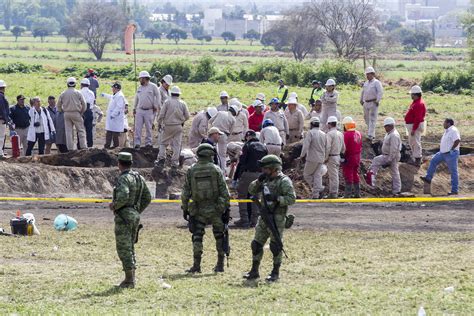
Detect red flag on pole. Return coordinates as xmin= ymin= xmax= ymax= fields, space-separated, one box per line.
xmin=124 ymin=23 xmax=137 ymax=55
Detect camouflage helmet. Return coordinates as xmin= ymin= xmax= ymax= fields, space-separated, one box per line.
xmin=196 ymin=143 xmax=216 ymax=157
xmin=258 ymin=154 xmax=282 ymax=169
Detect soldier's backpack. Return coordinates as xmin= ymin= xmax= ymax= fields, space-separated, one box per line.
xmin=190 ymin=164 xmax=218 ymax=202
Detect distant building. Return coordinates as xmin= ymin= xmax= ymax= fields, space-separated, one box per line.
xmin=214 ymin=19 xmax=260 ymax=38
xmin=201 ymin=9 xmax=223 ymax=34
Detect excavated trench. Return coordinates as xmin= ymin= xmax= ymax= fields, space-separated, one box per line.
xmin=1 ymin=141 xmax=473 ymax=199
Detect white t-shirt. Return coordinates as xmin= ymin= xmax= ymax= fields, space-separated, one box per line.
xmin=440 ymin=125 xmax=461 ymax=153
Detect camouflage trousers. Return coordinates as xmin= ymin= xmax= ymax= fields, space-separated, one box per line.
xmin=114 ymin=208 xmax=140 ymax=271
xmin=252 ymin=214 xmax=286 ymax=265
xmin=190 ymin=212 xmax=225 ymax=258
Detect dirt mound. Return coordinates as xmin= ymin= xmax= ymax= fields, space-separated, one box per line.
xmin=281 ymin=140 xmax=474 ymax=197
xmin=7 ymin=147 xmax=159 ymax=168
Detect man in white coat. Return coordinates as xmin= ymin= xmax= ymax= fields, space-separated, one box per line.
xmin=25 ymin=97 xmax=55 ymax=156
xmin=102 ymin=83 xmax=126 ymax=149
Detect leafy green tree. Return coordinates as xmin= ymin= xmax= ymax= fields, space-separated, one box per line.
xmin=31 ymin=17 xmax=59 ymax=42
xmin=11 ymin=26 xmax=25 ymax=41
xmin=191 ymin=24 xmax=205 ymax=39
xmin=221 ymin=31 xmax=236 ymax=45
xmin=384 ymin=17 xmax=402 ymax=32
xmin=166 ymin=28 xmax=187 ymax=44
xmin=59 ymin=19 xmax=77 ymax=43
xmin=197 ymin=35 xmax=212 ymax=45
xmin=3 ymin=0 xmax=12 ymax=30
xmin=143 ymin=27 xmax=161 ymax=44
xmin=399 ymin=28 xmax=433 ymax=52
xmin=243 ymin=29 xmax=260 ymax=45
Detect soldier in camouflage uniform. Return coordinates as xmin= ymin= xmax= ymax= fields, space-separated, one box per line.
xmin=244 ymin=155 xmax=296 ymax=282
xmin=181 ymin=143 xmax=231 ymax=273
xmin=109 ymin=152 xmax=152 ymax=288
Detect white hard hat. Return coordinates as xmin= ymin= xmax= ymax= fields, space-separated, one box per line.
xmin=325 ymin=79 xmax=336 ymax=86
xmin=229 ymin=104 xmax=239 ymax=114
xmin=206 ymin=107 xmax=218 ymax=118
xmin=287 ymin=97 xmax=298 ymax=104
xmin=409 ymin=85 xmax=422 ymax=94
xmin=163 ymin=74 xmax=173 ymax=85
xmin=327 ymin=116 xmax=338 ymax=123
xmin=229 ymin=98 xmax=242 ymax=110
xmin=170 ymin=86 xmax=181 ymax=95
xmin=220 ymin=91 xmax=229 ymax=98
xmin=0 ymin=80 xmax=6 ymax=88
xmin=342 ymin=116 xmax=355 ymax=125
xmin=254 ymin=100 xmax=264 ymax=108
xmin=383 ymin=117 xmax=396 ymax=126
xmin=139 ymin=70 xmax=151 ymax=78
xmin=310 ymin=117 xmax=320 ymax=124
xmin=80 ymin=78 xmax=90 ymax=86
xmin=67 ymin=77 xmax=76 ymax=85
xmin=256 ymin=93 xmax=265 ymax=101
xmin=365 ymin=66 xmax=375 ymax=74
xmin=289 ymin=92 xmax=297 ymax=98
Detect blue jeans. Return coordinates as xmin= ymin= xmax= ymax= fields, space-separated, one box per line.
xmin=425 ymin=150 xmax=459 ymax=193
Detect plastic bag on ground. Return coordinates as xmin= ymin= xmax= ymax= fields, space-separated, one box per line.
xmin=54 ymin=214 xmax=78 ymax=231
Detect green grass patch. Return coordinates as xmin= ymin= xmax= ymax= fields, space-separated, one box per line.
xmin=0 ymin=224 xmax=472 ymax=314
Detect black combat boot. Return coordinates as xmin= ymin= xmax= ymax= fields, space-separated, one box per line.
xmin=186 ymin=256 xmax=201 ymax=273
xmin=214 ymin=255 xmax=225 ymax=273
xmin=265 ymin=264 xmax=280 ymax=282
xmin=344 ymin=182 xmax=353 ymax=198
xmin=243 ymin=260 xmax=260 ymax=280
xmin=118 ymin=269 xmax=135 ymax=289
xmin=353 ymin=183 xmax=361 ymax=198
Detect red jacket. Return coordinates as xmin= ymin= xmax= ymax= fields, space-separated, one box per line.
xmin=404 ymin=98 xmax=426 ymax=132
xmin=248 ymin=105 xmax=255 ymax=116
xmin=343 ymin=130 xmax=362 ymax=164
xmin=248 ymin=112 xmax=264 ymax=132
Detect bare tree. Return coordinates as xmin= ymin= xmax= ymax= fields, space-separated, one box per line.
xmin=308 ymin=0 xmax=378 ymax=60
xmin=70 ymin=0 xmax=127 ymax=60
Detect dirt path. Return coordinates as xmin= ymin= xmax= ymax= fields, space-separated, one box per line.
xmin=1 ymin=200 xmax=472 ymax=233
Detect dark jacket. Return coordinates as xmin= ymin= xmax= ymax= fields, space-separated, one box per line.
xmin=201 ymin=137 xmax=220 ymax=166
xmin=9 ymin=104 xmax=30 ymax=128
xmin=0 ymin=92 xmax=10 ymax=124
xmin=234 ymin=138 xmax=268 ymax=180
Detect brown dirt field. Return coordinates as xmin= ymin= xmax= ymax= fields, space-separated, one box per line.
xmin=0 ymin=200 xmax=472 ymax=233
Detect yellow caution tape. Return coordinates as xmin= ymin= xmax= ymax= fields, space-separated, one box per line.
xmin=0 ymin=196 xmax=472 ymax=204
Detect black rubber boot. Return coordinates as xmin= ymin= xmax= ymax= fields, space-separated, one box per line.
xmin=243 ymin=261 xmax=260 ymax=280
xmin=353 ymin=183 xmax=361 ymax=198
xmin=266 ymin=264 xmax=280 ymax=282
xmin=186 ymin=256 xmax=201 ymax=273
xmin=344 ymin=182 xmax=353 ymax=198
xmin=214 ymin=255 xmax=225 ymax=273
xmin=118 ymin=269 xmax=135 ymax=288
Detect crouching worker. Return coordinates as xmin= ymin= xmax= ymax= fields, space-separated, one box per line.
xmin=109 ymin=152 xmax=152 ymax=289
xmin=244 ymin=155 xmax=296 ymax=282
xmin=182 ymin=143 xmax=231 ymax=273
